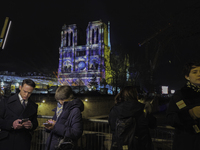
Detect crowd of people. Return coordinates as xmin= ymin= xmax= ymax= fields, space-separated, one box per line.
xmin=0 ymin=60 xmax=200 ymax=150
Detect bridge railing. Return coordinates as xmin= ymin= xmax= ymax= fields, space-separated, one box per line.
xmin=31 ymin=116 xmax=174 ymax=150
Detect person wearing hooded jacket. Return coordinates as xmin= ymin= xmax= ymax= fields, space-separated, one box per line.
xmin=108 ymin=86 xmax=157 ymax=150
xmin=44 ymin=86 xmax=84 ymax=150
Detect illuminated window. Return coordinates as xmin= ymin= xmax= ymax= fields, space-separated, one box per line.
xmin=63 ymin=65 xmax=71 ymax=73
xmin=64 ymin=51 xmax=67 ymax=58
xmin=94 ymin=49 xmax=98 ymax=55
xmin=68 ymin=52 xmax=72 ymax=57
xmin=95 ymin=63 xmax=98 ymax=70
xmin=70 ymin=32 xmax=73 ymax=46
xmin=162 ymin=86 xmax=168 ymax=94
xmin=77 ymin=50 xmax=86 ymax=57
xmin=66 ymin=32 xmax=68 ymax=46
xmin=89 ymin=49 xmax=98 ymax=56
xmin=96 ymin=28 xmax=99 ymax=43
xmin=63 ymin=35 xmax=66 ymax=47
xmin=89 ymin=60 xmax=98 ymax=70
xmin=65 ymin=51 xmax=72 ymax=57
xmin=92 ymin=29 xmax=94 ymax=44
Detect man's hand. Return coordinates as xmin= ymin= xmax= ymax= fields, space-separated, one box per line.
xmin=23 ymin=120 xmax=32 ymax=129
xmin=12 ymin=119 xmax=23 ymax=129
xmin=189 ymin=106 xmax=200 ymax=119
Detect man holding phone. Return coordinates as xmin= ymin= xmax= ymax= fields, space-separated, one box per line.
xmin=0 ymin=79 xmax=38 ymax=150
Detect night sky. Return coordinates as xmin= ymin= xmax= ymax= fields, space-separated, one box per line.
xmin=0 ymin=0 xmax=200 ymax=90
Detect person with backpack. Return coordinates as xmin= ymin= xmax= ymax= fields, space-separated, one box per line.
xmin=108 ymin=86 xmax=157 ymax=150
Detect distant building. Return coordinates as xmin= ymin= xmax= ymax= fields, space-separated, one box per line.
xmin=0 ymin=71 xmax=58 ymax=95
xmin=58 ymin=20 xmax=112 ymax=90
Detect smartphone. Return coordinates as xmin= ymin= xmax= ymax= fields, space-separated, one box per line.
xmin=43 ymin=123 xmax=49 ymax=125
xmin=43 ymin=123 xmax=51 ymax=127
xmin=19 ymin=118 xmax=29 ymax=124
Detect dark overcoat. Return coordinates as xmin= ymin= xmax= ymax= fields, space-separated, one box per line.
xmin=166 ymin=85 xmax=200 ymax=150
xmin=45 ymin=98 xmax=84 ymax=150
xmin=0 ymin=93 xmax=38 ymax=150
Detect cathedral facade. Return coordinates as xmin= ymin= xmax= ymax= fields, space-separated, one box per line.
xmin=58 ymin=20 xmax=111 ymax=89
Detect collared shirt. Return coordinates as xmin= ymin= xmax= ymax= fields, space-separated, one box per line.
xmin=18 ymin=93 xmax=28 ymax=106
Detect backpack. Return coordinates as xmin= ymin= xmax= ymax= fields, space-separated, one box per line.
xmin=112 ymin=117 xmax=137 ymax=150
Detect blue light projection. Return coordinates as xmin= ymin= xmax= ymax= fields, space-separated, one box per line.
xmin=58 ymin=20 xmax=111 ymax=90
xmin=78 ymin=61 xmax=86 ymax=70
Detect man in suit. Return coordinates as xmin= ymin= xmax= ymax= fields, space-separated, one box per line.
xmin=0 ymin=79 xmax=38 ymax=150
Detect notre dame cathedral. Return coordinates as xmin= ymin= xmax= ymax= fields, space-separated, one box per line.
xmin=58 ymin=20 xmax=111 ymax=90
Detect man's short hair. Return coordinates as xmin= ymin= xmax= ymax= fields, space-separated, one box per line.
xmin=22 ymin=79 xmax=36 ymax=88
xmin=55 ymin=86 xmax=74 ymax=101
xmin=183 ymin=60 xmax=200 ymax=76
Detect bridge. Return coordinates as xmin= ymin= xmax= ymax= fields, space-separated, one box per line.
xmin=0 ymin=71 xmax=59 ymax=95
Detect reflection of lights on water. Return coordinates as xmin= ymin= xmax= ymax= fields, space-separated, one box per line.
xmin=42 ymin=100 xmax=45 ymax=103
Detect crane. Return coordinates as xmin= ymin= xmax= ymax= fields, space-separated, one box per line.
xmin=0 ymin=17 xmax=12 ymax=51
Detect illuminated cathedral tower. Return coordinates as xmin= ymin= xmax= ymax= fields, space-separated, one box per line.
xmin=58 ymin=20 xmax=111 ymax=89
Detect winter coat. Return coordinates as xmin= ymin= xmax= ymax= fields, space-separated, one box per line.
xmin=45 ymin=98 xmax=84 ymax=150
xmin=0 ymin=94 xmax=38 ymax=150
xmin=166 ymin=84 xmax=200 ymax=150
xmin=108 ymin=101 xmax=157 ymax=150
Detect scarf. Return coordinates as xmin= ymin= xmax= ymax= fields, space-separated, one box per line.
xmin=186 ymin=81 xmax=200 ymax=93
xmin=56 ymin=102 xmax=63 ymax=119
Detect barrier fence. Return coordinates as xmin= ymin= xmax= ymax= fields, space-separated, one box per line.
xmin=31 ymin=116 xmax=174 ymax=150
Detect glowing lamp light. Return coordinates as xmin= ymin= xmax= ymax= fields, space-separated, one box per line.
xmin=16 ymin=83 xmax=19 ymax=87
xmin=42 ymin=100 xmax=45 ymax=103
xmin=85 ymin=99 xmax=88 ymax=102
xmin=162 ymin=86 xmax=168 ymax=94
xmin=171 ymin=90 xmax=175 ymax=94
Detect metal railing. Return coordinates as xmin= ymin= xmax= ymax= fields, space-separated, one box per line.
xmin=31 ymin=116 xmax=52 ymax=150
xmin=31 ymin=116 xmax=174 ymax=150
xmin=151 ymin=126 xmax=174 ymax=150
